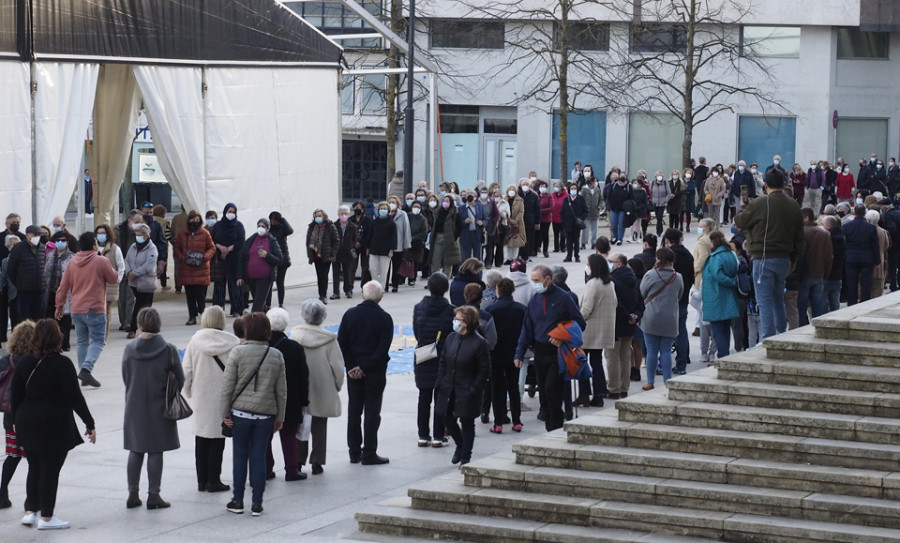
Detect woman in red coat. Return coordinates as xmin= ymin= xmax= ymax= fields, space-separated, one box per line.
xmin=836 ymin=165 xmax=855 ymax=202
xmin=174 ymin=210 xmax=217 ymax=325
xmin=550 ymin=182 xmax=568 ymax=252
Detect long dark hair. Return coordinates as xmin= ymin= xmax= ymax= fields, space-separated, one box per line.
xmin=587 ymin=254 xmax=611 ymax=284
xmin=32 ymin=319 xmax=62 ymax=359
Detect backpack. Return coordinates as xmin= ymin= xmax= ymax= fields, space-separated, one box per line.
xmin=736 ymin=256 xmax=753 ymax=299
xmin=0 ymin=355 xmax=17 ymax=414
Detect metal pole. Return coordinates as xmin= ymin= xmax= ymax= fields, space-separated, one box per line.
xmin=402 ymin=0 xmax=415 ymax=195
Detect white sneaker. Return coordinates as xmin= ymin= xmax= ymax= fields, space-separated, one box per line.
xmin=21 ymin=512 xmax=36 ymax=526
xmin=37 ymin=516 xmax=69 ymax=530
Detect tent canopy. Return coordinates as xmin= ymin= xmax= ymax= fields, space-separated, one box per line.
xmin=1 ymin=0 xmax=342 ymax=65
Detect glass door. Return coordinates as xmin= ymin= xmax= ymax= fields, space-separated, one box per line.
xmin=482 ymin=136 xmax=517 ymax=188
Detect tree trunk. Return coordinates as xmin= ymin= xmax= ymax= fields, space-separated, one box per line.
xmin=558 ymin=0 xmax=570 ymax=182
xmin=385 ymin=0 xmax=403 ymax=181
xmin=681 ymin=0 xmax=697 ymax=169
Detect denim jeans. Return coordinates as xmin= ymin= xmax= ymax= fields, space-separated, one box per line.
xmin=797 ymin=277 xmax=825 ymax=327
xmin=824 ymin=279 xmax=842 ymax=313
xmin=609 ymin=210 xmax=625 ymax=241
xmin=752 ymin=257 xmax=791 ymax=340
xmin=644 ymin=333 xmax=674 ymax=386
xmin=710 ymin=320 xmax=732 ymax=359
xmin=675 ymin=305 xmax=690 ymax=370
xmin=72 ymin=310 xmax=107 ymax=373
xmin=231 ymin=414 xmax=274 ymax=506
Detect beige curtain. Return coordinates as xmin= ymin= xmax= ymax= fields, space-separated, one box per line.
xmin=92 ymin=64 xmax=141 ymax=228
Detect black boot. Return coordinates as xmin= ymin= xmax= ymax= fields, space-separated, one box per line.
xmin=146 ymin=493 xmax=170 ymax=510
xmin=126 ymin=491 xmax=142 ymax=509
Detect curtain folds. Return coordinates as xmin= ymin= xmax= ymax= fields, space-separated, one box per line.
xmin=0 ymin=62 xmax=32 ymax=219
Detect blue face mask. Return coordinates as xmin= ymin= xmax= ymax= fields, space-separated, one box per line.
xmin=55 ymin=241 xmax=67 ymax=251
xmin=532 ymin=281 xmax=547 ymax=294
xmin=406 ymin=199 xmax=414 ymax=207
xmin=452 ymin=319 xmax=462 ymax=333
xmin=96 ymin=234 xmax=107 ymax=244
xmin=379 ymin=209 xmax=388 ymax=218
xmin=206 ymin=219 xmax=216 ymax=228
xmin=135 ymin=236 xmax=146 ymax=244
xmin=315 ymin=216 xmax=324 ymax=224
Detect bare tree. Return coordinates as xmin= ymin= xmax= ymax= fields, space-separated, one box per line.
xmin=610 ymin=0 xmax=788 ymax=167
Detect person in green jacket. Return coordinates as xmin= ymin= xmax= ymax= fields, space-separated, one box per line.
xmin=701 ymin=231 xmax=740 ymax=361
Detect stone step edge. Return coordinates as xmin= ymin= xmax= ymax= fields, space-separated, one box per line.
xmin=666 ymin=373 xmax=900 ymax=403
xmin=717 ymin=354 xmax=900 ymax=380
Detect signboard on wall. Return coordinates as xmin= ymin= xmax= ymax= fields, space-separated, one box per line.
xmin=137 ymin=153 xmax=167 ymax=183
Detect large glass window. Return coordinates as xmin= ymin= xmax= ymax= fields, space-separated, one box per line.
xmin=837 ymin=27 xmax=889 ymax=59
xmin=558 ymin=21 xmax=610 ymax=52
xmin=360 ymin=75 xmax=386 ymax=115
xmin=738 ymin=116 xmax=797 ymax=172
xmin=341 ymin=76 xmax=355 ymax=115
xmin=430 ymin=20 xmax=504 ymax=49
xmin=742 ymin=26 xmax=801 ymax=58
xmin=836 ymin=119 xmax=888 ymax=169
xmin=631 ymin=24 xmax=687 ymax=54
xmin=285 ymin=1 xmax=382 ymax=48
xmin=628 ymin=113 xmax=683 ymax=175
xmin=551 ymin=110 xmax=606 ymax=180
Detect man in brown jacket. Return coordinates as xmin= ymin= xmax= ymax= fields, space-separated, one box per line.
xmin=797 ymin=207 xmax=833 ymax=326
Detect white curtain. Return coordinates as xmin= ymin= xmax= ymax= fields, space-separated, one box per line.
xmin=92 ymin=64 xmax=141 ymax=228
xmin=0 ymin=62 xmax=32 ymax=218
xmin=133 ymin=66 xmax=205 ymax=214
xmin=34 ymin=62 xmax=99 ymax=226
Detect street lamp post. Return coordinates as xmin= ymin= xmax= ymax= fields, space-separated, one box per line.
xmin=402 ymin=0 xmax=415 ymax=194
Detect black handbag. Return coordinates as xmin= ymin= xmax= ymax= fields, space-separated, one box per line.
xmin=185 ymin=250 xmax=204 ymax=267
xmin=163 ymin=348 xmax=193 ymax=421
xmin=574 ymin=217 xmax=586 ymax=230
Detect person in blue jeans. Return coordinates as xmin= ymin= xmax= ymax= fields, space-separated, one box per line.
xmin=733 ymin=169 xmax=804 ymax=341
xmin=701 ymin=232 xmax=740 ymax=359
xmin=638 ymin=248 xmax=683 ymax=390
xmin=604 ymin=173 xmax=634 ymax=246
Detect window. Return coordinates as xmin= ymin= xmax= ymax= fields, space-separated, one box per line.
xmin=627 ymin=113 xmax=682 ymax=175
xmin=738 ymin=116 xmax=797 ymax=172
xmin=837 ymin=27 xmax=889 ymax=59
xmin=551 ymin=111 xmax=606 ymax=180
xmin=286 ymin=1 xmax=383 ymax=49
xmin=484 ymin=118 xmax=517 ymax=134
xmin=360 ymin=75 xmax=386 ymax=115
xmin=430 ymin=20 xmax=504 ymax=49
xmin=742 ymin=26 xmax=801 ymax=58
xmin=836 ymin=119 xmax=888 ymax=170
xmin=558 ymin=21 xmax=610 ymax=52
xmin=341 ymin=76 xmax=355 ymax=115
xmin=631 ymin=24 xmax=687 ymax=53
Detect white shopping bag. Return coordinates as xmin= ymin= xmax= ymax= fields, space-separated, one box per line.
xmin=295 ymin=409 xmax=313 ymax=442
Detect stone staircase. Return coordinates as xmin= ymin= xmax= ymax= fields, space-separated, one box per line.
xmin=356 ymin=294 xmax=900 ymax=543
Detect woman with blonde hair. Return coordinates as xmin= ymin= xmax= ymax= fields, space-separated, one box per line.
xmin=503 ymin=184 xmax=526 ymax=264
xmin=0 ymin=320 xmax=36 ymax=509
xmin=385 ymin=195 xmax=412 ymax=293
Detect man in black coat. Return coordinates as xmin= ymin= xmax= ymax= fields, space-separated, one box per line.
xmin=518 ymin=179 xmax=541 ymax=260
xmin=350 ymin=201 xmax=374 ymax=284
xmin=842 ymin=204 xmax=881 ymax=305
xmin=412 ymin=273 xmax=455 ymax=446
xmin=485 ymin=278 xmax=526 ymax=432
xmin=694 ymin=157 xmax=709 ymax=218
xmin=7 ymin=225 xmax=46 ymax=323
xmin=608 ymin=254 xmax=644 ymax=398
xmin=635 ymin=233 xmax=658 ymax=273
xmin=338 ymin=281 xmax=394 ymax=465
xmin=0 ymin=213 xmax=25 ymax=340
xmin=879 ymin=199 xmax=900 ymax=292
xmin=822 ymin=216 xmax=846 ymax=312
xmin=664 ymin=229 xmax=695 ymax=374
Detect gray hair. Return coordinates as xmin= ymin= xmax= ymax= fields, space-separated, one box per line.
xmin=551 ymin=265 xmax=568 ymax=283
xmin=301 ymin=298 xmax=327 ymax=325
xmin=137 ymin=307 xmax=161 ymax=334
xmin=266 ymin=307 xmax=290 ymax=332
xmin=200 ymin=306 xmax=226 ymax=331
xmin=5 ymin=235 xmax=18 ymax=249
xmin=865 ymin=209 xmax=881 ymax=225
xmin=362 ymin=280 xmax=384 ymax=303
xmin=134 ymin=223 xmax=151 ymax=236
xmin=836 ymin=202 xmax=851 ymax=213
xmin=532 ymin=264 xmax=553 ymax=280
xmin=483 ymin=269 xmax=502 ymax=288
xmin=699 ymin=218 xmax=715 ymax=231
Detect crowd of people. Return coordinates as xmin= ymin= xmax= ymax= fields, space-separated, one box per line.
xmin=1 ymin=150 xmax=899 ymax=528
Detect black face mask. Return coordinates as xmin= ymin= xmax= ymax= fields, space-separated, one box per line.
xmin=8 ymin=223 xmax=19 ymax=233
xmin=466 ymin=195 xmax=474 ymax=203
xmin=40 ymin=235 xmax=49 ymax=245
xmin=354 ymin=208 xmax=363 ymax=216
xmin=188 ymin=222 xmax=201 ymax=231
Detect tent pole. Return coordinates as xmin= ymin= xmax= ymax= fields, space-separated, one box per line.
xmin=30 ymin=62 xmax=37 ymax=224
xmin=402 ymin=0 xmax=415 ymax=195
xmin=428 ymin=74 xmax=435 ymax=192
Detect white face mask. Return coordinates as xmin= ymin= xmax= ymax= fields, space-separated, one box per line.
xmin=584 ymin=265 xmax=592 ymax=277
xmin=480 ymin=193 xmax=487 ymax=200
xmin=428 ymin=200 xmax=438 ymax=208
xmin=257 ymin=227 xmax=267 ymax=237
xmin=135 ymin=235 xmax=146 ymax=244
xmin=508 ymin=190 xmax=516 ymax=197
xmin=540 ymin=187 xmax=548 ymax=194
xmin=583 ymin=170 xmax=592 ymax=178
xmin=494 ymin=197 xmax=501 ymax=204
xmin=774 ymin=160 xmax=780 ymax=165
xmin=697 ymin=227 xmax=704 ymax=236
xmin=412 ymin=207 xmax=421 ymax=215
xmin=29 ymin=236 xmax=40 ymax=246
xmin=685 ymin=173 xmax=692 ymax=179
xmin=656 ymin=176 xmax=663 ymax=182
xmin=750 ymin=168 xmax=758 ymax=174
xmin=388 ymin=203 xmax=397 ymax=211
xmin=521 ymin=185 xmax=530 ymax=193
xmin=712 ymin=171 xmax=720 ymax=178
xmin=738 ymin=166 xmax=745 ymax=172
xmin=452 ymin=319 xmax=463 ymax=333
xmin=225 ymin=212 xmax=236 ymax=221
xmin=532 ymin=281 xmax=547 ymax=294
xmin=529 ymin=176 xmax=537 ymax=182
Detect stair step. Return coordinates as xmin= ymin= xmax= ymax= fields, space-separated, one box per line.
xmin=812 ymin=296 xmax=900 ymax=342
xmin=561 ymin=414 xmax=900 ymax=471
xmin=504 ymin=439 xmax=899 ymax=500
xmin=666 ymin=371 xmax=900 ymax=418
xmin=764 ymin=328 xmax=900 ymax=368
xmin=356 ymin=499 xmax=718 ymax=543
xmin=716 ymin=351 xmax=900 ymax=393
xmin=613 ymin=393 xmax=900 ymax=445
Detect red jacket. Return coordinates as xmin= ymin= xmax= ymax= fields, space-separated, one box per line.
xmin=174 ymin=228 xmax=216 ymax=286
xmin=551 ymin=191 xmax=567 ymax=223
xmin=56 ymin=251 xmax=118 ymax=314
xmin=540 ymin=193 xmax=554 ymax=223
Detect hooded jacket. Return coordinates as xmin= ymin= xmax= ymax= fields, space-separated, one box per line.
xmin=56 ymin=250 xmax=118 ymax=315
xmin=413 ymin=295 xmax=455 ymax=389
xmin=289 ymin=324 xmax=344 ymax=418
xmin=508 ymin=270 xmax=535 ymax=307
xmin=122 ymin=334 xmax=182 ymax=453
xmin=211 ymin=203 xmax=246 ymax=277
xmin=183 ymin=328 xmax=241 ymax=438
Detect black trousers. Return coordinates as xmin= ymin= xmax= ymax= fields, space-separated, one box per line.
xmin=314 ymin=261 xmax=330 ymax=298
xmin=580 ymin=349 xmax=608 ymax=397
xmin=213 ymin=275 xmax=244 ymax=316
xmin=845 ymin=262 xmax=873 ymax=306
xmin=247 ymin=279 xmax=273 ymax=313
xmin=17 ymin=291 xmax=43 ymax=323
xmin=565 ymin=228 xmax=580 ymax=260
xmin=347 ymin=371 xmax=386 ymax=460
xmin=128 ymin=289 xmax=154 ymax=333
xmin=491 ymin=362 xmax=521 ymax=426
xmin=266 ymin=263 xmax=290 ymax=308
xmin=416 ymin=386 xmax=445 ymax=441
xmin=0 ymin=288 xmax=9 ymax=339
xmin=195 ymin=436 xmax=226 ymax=486
xmin=534 ymin=342 xmax=564 ymax=432
xmin=45 ymin=292 xmax=71 ymax=350
xmin=539 ymin=222 xmax=551 ymax=254
xmin=553 ymin=223 xmax=566 ymax=252
xmin=389 ymin=251 xmax=405 ymax=289
xmin=332 ymin=260 xmax=353 ymax=295
xmin=185 ymin=285 xmax=207 ymax=319
xmin=24 ymin=448 xmax=68 ymax=517
xmin=444 ymin=408 xmax=476 ymax=464
xmin=889 ymin=249 xmax=900 ymax=291
xmin=654 ymin=206 xmax=666 ymax=236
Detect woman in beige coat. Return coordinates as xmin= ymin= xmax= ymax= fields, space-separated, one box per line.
xmin=289 ymin=298 xmax=344 ymax=475
xmin=576 ymin=253 xmax=618 ymax=408
xmin=504 ymin=184 xmax=526 ymax=263
xmin=182 ymin=306 xmax=240 ymax=493
xmin=703 ymin=164 xmax=728 ymax=227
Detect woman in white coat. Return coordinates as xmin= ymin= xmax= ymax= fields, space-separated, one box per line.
xmin=289 ymin=298 xmax=344 ymax=475
xmin=182 ymin=305 xmax=240 ymax=492
xmin=577 ymin=253 xmax=618 ymax=407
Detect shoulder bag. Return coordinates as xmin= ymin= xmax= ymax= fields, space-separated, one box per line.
xmin=643 ymin=270 xmax=678 ymax=306
xmin=221 ymin=347 xmax=270 ymax=437
xmin=415 ymin=331 xmax=441 ymax=365
xmin=164 ymin=348 xmax=193 ymax=421
xmin=184 ymin=250 xmax=204 ymax=267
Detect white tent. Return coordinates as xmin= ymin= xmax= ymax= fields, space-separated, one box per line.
xmin=0 ymin=0 xmax=343 ymax=287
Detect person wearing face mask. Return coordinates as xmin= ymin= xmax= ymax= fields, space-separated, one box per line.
xmin=561 ymin=183 xmax=588 ymax=263
xmin=429 ymin=196 xmax=461 ymax=276
xmin=459 ymin=191 xmax=487 ymax=264
xmin=765 ymin=155 xmax=786 ymax=178
xmin=211 ymin=204 xmax=246 ymax=317
xmin=94 ymin=224 xmax=125 ymax=341
xmin=168 ymin=208 xmax=189 ymax=294
xmin=403 ymin=193 xmax=416 ymax=214
xmin=349 ymin=201 xmax=374 ymax=285
xmin=304 ymin=211 xmax=338 ymax=305
xmin=871 ymin=160 xmax=889 ymax=197
xmin=887 ymin=157 xmax=900 ymax=199
xmin=731 ymin=161 xmax=756 ymax=216
xmin=691 ymin=219 xmax=717 ymax=363
xmin=639 ymin=248 xmax=683 ymax=391
xmin=517 ymin=179 xmax=541 ymax=260
xmin=837 ymin=164 xmax=856 ymax=203
xmin=503 ymin=185 xmax=527 ymax=264
xmin=334 ymin=205 xmax=361 ymax=298
xmin=7 ymin=225 xmax=47 ymax=323
xmin=626 ymin=174 xmax=649 ymax=243
xmin=665 ymin=170 xmax=685 ymax=231
xmin=490 ymin=189 xmax=510 ymax=267
xmin=538 ymin=182 xmax=554 ymax=258
xmin=571 ymin=162 xmax=583 ymax=186
xmin=603 ymin=172 xmax=635 ymax=246
xmin=788 ymin=163 xmax=807 ymax=209
xmin=174 ymin=210 xmax=216 ymax=326
xmin=368 ymin=202 xmax=398 ymax=288
xmin=606 ymin=253 xmax=644 ymax=400
xmin=384 ymin=195 xmax=412 ymax=293
xmin=479 ymin=188 xmax=499 ymax=268
xmin=514 ymin=265 xmax=586 ymax=432
xmin=681 ymin=168 xmax=697 ymax=231
xmin=115 ymin=210 xmax=145 ymax=331
xmin=0 ymin=213 xmax=25 ymax=340
xmin=805 ymin=162 xmax=825 ymax=215
xmin=43 ymin=230 xmax=78 ymax=351
xmin=240 ymin=218 xmax=285 ymax=313
xmin=123 ymin=223 xmax=159 ymax=339
xmin=266 ymin=212 xmax=294 ymax=310
xmin=550 ymin=182 xmax=568 ymax=253
xmin=404 ymin=202 xmax=427 ymax=287
xmin=580 ymin=166 xmax=602 ymax=250
xmin=648 ymin=171 xmax=672 ymax=237
xmin=702 ymin=165 xmax=727 ymax=227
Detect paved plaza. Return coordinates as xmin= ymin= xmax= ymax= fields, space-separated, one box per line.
xmin=1 ymin=231 xmax=713 ymax=542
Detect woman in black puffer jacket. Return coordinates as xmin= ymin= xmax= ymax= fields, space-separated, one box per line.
xmin=412 ymin=273 xmax=455 ymax=448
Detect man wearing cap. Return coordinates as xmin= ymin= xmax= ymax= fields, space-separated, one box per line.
xmin=7 ymin=225 xmax=46 ymax=321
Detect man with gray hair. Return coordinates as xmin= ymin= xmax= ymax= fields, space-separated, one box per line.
xmin=836 ymin=202 xmax=853 ymax=226
xmin=514 ymin=264 xmax=585 ymax=432
xmin=337 ymin=280 xmax=393 ymax=465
